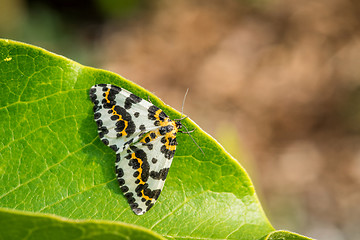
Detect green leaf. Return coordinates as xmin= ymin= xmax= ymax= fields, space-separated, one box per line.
xmin=0 ymin=39 xmax=313 ymax=240
xmin=263 ymin=230 xmax=315 ymax=240
xmin=0 ymin=208 xmax=166 ymax=240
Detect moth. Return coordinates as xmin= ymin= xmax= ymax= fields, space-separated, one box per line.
xmin=89 ymin=84 xmax=200 ymax=215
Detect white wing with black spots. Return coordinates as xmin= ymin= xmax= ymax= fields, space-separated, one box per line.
xmin=89 ymin=84 xmax=182 ymax=215
xmin=89 ymin=84 xmax=161 ymax=153
xmin=115 ymin=124 xmax=178 ymax=215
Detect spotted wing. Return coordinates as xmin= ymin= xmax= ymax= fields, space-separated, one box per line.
xmin=115 ymin=124 xmax=178 ymax=215
xmin=89 ymin=84 xmax=160 ymax=153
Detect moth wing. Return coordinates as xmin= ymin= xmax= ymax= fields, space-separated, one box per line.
xmin=89 ymin=84 xmax=159 ymax=152
xmin=115 ymin=131 xmax=177 ymax=215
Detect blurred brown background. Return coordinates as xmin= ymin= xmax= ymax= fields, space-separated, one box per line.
xmin=2 ymin=0 xmax=360 ymax=239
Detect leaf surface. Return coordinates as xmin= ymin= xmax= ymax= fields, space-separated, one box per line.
xmin=0 ymin=39 xmax=311 ymax=240
xmin=263 ymin=230 xmax=315 ymax=240
xmin=0 ymin=208 xmax=165 ymax=240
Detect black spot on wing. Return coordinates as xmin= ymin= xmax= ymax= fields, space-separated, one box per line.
xmin=150 ymin=132 xmax=156 ymax=139
xmin=130 ymin=203 xmax=139 ymax=209
xmin=93 ymin=104 xmax=101 ymax=112
xmin=124 ymin=93 xmax=143 ymax=110
xmin=160 ymin=144 xmax=176 ymax=159
xmin=139 ymin=124 xmax=146 ymax=131
xmin=158 ymin=111 xmax=167 ymax=121
xmin=110 ymin=144 xmax=119 ymax=152
xmin=124 ymin=192 xmax=135 ymax=204
xmin=130 ymin=93 xmax=142 ymax=103
xmin=94 ymin=112 xmax=104 ymax=124
xmin=116 ymin=166 xmax=124 ymax=178
xmin=98 ymin=126 xmax=108 ymax=139
xmin=146 ymin=203 xmax=154 ymax=212
xmin=153 ymin=189 xmax=161 ymax=200
xmin=89 ymin=87 xmax=97 ymax=103
xmin=94 ymin=112 xmax=101 ymax=120
xmin=115 ymin=154 xmax=121 ymax=163
xmin=118 ymin=178 xmax=125 ymax=186
xmin=101 ymin=138 xmax=109 ymax=145
xmin=107 ymin=88 xmax=120 ymax=102
xmin=148 ymin=105 xmax=159 ymax=120
xmin=120 ymin=186 xmax=129 ymax=193
xmin=144 ymin=136 xmax=151 ymax=143
xmin=110 ymin=85 xmax=122 ymax=92
xmin=150 ymin=168 xmax=169 ymax=181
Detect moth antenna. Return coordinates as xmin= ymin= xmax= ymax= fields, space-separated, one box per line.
xmin=174 ymin=115 xmax=188 ymax=121
xmin=178 ymin=128 xmax=195 ymax=134
xmin=180 ymin=88 xmax=189 ymax=119
xmin=177 ymin=88 xmax=205 ymax=155
xmin=182 ymin=124 xmax=205 ymax=155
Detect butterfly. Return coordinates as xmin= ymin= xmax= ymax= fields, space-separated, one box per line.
xmin=89 ymin=84 xmax=198 ymax=215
